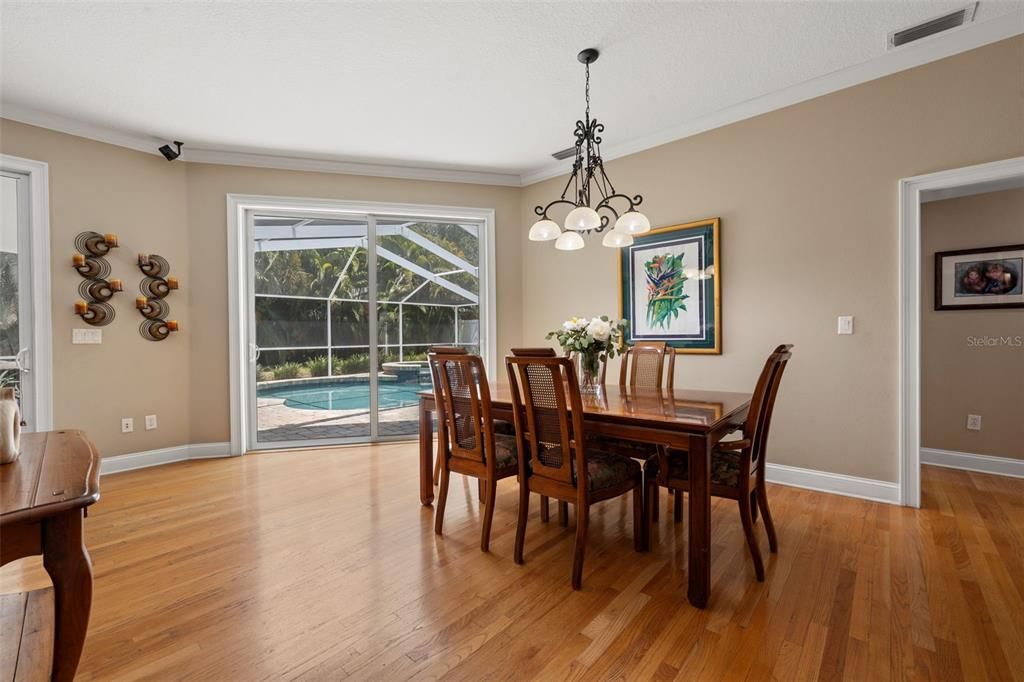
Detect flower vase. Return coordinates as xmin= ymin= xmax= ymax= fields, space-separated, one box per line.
xmin=575 ymin=351 xmax=602 ymax=395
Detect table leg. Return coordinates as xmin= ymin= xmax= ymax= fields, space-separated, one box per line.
xmin=687 ymin=433 xmax=711 ymax=608
xmin=419 ymin=398 xmax=435 ymax=506
xmin=42 ymin=509 xmax=93 ymax=682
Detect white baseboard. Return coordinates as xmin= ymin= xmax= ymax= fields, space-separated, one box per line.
xmin=98 ymin=442 xmax=909 ymax=504
xmin=921 ymin=448 xmax=1024 ymax=479
xmin=765 ymin=463 xmax=900 ymax=505
xmin=101 ymin=442 xmax=233 ymax=475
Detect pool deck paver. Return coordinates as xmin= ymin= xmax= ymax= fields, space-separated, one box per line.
xmin=256 ymin=394 xmax=425 ymax=443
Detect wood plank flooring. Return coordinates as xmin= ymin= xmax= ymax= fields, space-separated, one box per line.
xmin=1 ymin=445 xmax=1021 ymax=681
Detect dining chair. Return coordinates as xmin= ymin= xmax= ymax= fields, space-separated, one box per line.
xmin=427 ymin=345 xmax=513 ymax=487
xmin=506 ymin=351 xmax=645 ymax=590
xmin=600 ymin=341 xmax=682 ymax=523
xmin=644 ymin=344 xmax=793 ymax=581
xmin=618 ymin=341 xmax=676 ymax=390
xmin=509 ymin=348 xmax=566 ymax=525
xmin=428 ymin=345 xmax=468 ymax=486
xmin=428 ymin=350 xmax=519 ymax=552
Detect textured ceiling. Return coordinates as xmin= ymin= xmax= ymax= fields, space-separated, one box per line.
xmin=1 ymin=1 xmax=1021 ymax=176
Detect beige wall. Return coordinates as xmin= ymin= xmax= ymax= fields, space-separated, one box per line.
xmin=3 ymin=35 xmax=1022 ymax=478
xmin=921 ymin=188 xmax=1024 ymax=460
xmin=183 ymin=163 xmax=521 ymax=445
xmin=0 ymin=119 xmax=190 ymax=457
xmin=0 ymin=119 xmax=521 ymax=455
xmin=521 ymin=36 xmax=1024 ymax=482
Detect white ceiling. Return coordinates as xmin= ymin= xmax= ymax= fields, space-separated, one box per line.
xmin=2 ymin=1 xmax=1022 ymax=183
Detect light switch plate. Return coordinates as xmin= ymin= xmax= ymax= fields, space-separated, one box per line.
xmin=145 ymin=414 xmax=157 ymax=430
xmin=967 ymin=414 xmax=982 ymax=431
xmin=837 ymin=316 xmax=854 ymax=335
xmin=72 ymin=328 xmax=102 ymax=344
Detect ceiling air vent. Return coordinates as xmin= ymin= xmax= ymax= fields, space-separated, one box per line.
xmin=888 ymin=3 xmax=977 ymax=48
xmin=551 ymin=146 xmax=577 ymax=161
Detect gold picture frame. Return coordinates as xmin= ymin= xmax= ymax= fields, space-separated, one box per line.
xmin=618 ymin=218 xmax=721 ymax=354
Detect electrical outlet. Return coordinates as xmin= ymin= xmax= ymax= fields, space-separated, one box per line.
xmin=967 ymin=414 xmax=982 ymax=431
xmin=121 ymin=417 xmax=134 ymax=433
xmin=72 ymin=328 xmax=102 ymax=344
xmin=145 ymin=414 xmax=157 ymax=430
xmin=837 ymin=316 xmax=854 ymax=335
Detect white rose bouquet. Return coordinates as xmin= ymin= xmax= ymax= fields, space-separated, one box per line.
xmin=546 ymin=316 xmax=627 ymax=393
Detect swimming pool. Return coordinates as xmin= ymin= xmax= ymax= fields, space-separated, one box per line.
xmin=258 ymin=379 xmax=431 ymax=411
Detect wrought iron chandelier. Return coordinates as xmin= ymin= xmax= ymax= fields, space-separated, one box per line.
xmin=529 ymin=48 xmax=650 ymax=251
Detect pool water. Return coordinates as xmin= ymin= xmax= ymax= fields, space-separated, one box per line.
xmin=258 ymin=380 xmax=431 ymax=411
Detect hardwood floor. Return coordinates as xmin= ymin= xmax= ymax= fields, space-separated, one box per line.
xmin=2 ymin=446 xmax=1022 ymax=681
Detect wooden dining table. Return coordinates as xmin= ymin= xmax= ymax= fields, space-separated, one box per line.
xmin=418 ymin=384 xmax=752 ymax=608
xmin=1 ymin=430 xmax=100 ymax=682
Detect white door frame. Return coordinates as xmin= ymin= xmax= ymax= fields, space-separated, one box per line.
xmin=0 ymin=154 xmax=53 ymax=432
xmin=898 ymin=156 xmax=1024 ymax=507
xmin=226 ymin=193 xmax=497 ymax=455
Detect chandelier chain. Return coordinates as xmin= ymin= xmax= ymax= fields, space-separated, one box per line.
xmin=585 ymin=62 xmax=590 ymax=124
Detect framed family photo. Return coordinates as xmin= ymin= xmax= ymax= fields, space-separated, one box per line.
xmin=935 ymin=243 xmax=1024 ymax=310
xmin=619 ymin=218 xmax=721 ymax=354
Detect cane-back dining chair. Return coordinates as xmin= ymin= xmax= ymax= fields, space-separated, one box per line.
xmin=428 ymin=351 xmax=519 ymax=552
xmin=644 ymin=344 xmax=793 ymax=581
xmin=428 ymin=346 xmax=514 ymax=487
xmin=509 ymin=348 xmax=567 ymax=525
xmin=506 ymin=352 xmax=645 ymax=589
xmin=599 ymin=341 xmax=682 ymax=522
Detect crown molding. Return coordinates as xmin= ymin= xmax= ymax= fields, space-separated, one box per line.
xmin=521 ymin=11 xmax=1024 ymax=186
xmin=181 ymin=147 xmax=522 ymax=187
xmin=0 ymin=103 xmax=521 ymax=187
xmin=4 ymin=9 xmax=1021 ymax=190
xmin=1 ymin=102 xmax=168 ymax=157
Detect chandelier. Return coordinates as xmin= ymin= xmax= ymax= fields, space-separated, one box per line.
xmin=529 ymin=48 xmax=650 ymax=251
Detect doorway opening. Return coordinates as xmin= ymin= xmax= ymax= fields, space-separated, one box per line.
xmin=0 ymin=154 xmax=52 ymax=433
xmin=898 ymin=156 xmax=1024 ymax=506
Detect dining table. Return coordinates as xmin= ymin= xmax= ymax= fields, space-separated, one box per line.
xmin=418 ymin=383 xmax=752 ymax=609
xmin=1 ymin=429 xmax=100 ymax=681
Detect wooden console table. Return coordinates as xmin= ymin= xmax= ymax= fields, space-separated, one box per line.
xmin=1 ymin=430 xmax=100 ymax=682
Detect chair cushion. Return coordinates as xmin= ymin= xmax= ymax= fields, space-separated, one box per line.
xmin=518 ymin=442 xmax=639 ymax=492
xmin=491 ymin=433 xmax=519 ymax=470
xmin=582 ymin=451 xmax=642 ymax=492
xmin=644 ymin=449 xmax=745 ymax=488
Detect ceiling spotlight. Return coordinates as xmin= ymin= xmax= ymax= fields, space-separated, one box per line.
xmin=158 ymin=141 xmax=184 ymax=161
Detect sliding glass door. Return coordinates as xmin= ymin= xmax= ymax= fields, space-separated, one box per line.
xmin=246 ymin=209 xmax=483 ymax=448
xmin=375 ymin=219 xmax=480 ymax=438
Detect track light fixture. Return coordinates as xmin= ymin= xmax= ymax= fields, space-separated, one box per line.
xmin=158 ymin=141 xmax=184 ymax=161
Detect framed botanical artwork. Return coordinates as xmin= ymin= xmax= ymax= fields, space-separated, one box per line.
xmin=619 ymin=218 xmax=721 ymax=354
xmin=935 ymin=244 xmax=1024 ymax=310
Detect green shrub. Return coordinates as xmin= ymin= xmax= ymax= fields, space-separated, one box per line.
xmin=273 ymin=362 xmax=303 ymax=380
xmin=336 ymin=353 xmax=369 ymax=375
xmin=304 ymin=355 xmax=329 ymax=377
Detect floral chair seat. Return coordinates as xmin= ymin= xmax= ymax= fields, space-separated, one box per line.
xmin=643 ymin=449 xmax=745 ymax=489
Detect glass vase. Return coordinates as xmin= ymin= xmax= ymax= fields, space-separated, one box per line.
xmin=575 ymin=350 xmax=602 ymax=395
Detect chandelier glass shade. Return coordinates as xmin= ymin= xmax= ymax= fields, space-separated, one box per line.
xmin=554 ymin=231 xmax=585 ymax=251
xmin=529 ymin=48 xmax=650 ymax=249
